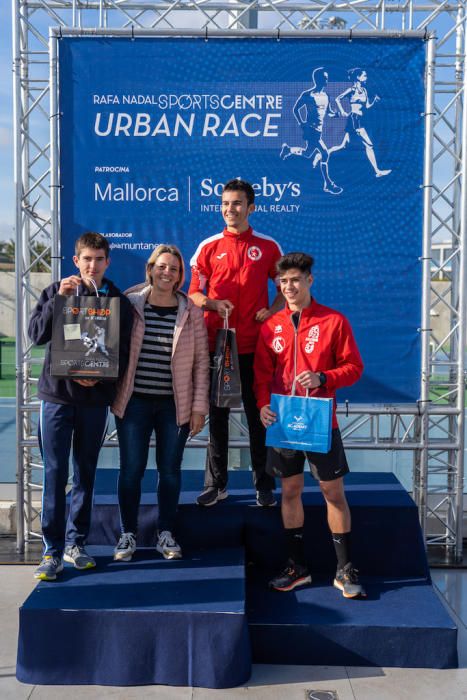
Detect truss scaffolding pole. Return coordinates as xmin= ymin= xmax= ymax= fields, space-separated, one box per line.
xmin=417 ymin=31 xmax=436 ymax=537
xmin=49 ymin=30 xmax=60 ymax=281
xmin=456 ymin=19 xmax=467 ymax=561
xmin=13 ymin=0 xmax=25 ymax=555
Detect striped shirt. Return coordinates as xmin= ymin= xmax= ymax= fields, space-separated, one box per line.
xmin=133 ymin=304 xmax=177 ymax=397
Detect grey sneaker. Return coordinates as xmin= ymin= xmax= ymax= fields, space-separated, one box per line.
xmin=196 ymin=487 xmax=228 ymax=507
xmin=114 ymin=532 xmax=136 ymax=562
xmin=256 ymin=490 xmax=276 ymax=507
xmin=63 ymin=544 xmax=96 ymax=570
xmin=156 ymin=530 xmax=182 ymax=560
xmin=269 ymin=559 xmax=312 ymax=592
xmin=34 ymin=555 xmax=64 ymax=581
xmin=334 ymin=562 xmax=366 ymax=599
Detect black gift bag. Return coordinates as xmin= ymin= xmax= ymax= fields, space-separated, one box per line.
xmin=210 ymin=318 xmax=242 ymax=408
xmin=50 ymin=283 xmax=120 ymax=380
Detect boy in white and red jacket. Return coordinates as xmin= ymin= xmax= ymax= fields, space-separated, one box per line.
xmin=189 ymin=178 xmax=283 ymax=508
xmin=254 ymin=252 xmax=365 ymax=598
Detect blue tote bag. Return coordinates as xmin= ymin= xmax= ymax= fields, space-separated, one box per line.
xmin=266 ymin=391 xmax=333 ymax=454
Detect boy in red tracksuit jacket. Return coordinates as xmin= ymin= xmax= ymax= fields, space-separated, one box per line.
xmin=254 ymin=251 xmax=366 ymax=598
xmin=189 ymin=178 xmax=283 ymax=508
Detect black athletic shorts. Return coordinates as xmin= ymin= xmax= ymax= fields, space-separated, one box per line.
xmin=266 ymin=428 xmax=349 ymax=482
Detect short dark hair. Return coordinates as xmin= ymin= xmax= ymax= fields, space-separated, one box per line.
xmin=277 ymin=252 xmax=314 ymax=275
xmin=222 ymin=178 xmax=255 ymax=206
xmin=75 ymin=232 xmax=110 ymax=258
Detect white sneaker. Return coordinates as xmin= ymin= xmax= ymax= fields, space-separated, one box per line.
xmin=156 ymin=530 xmax=182 ymax=560
xmin=114 ymin=532 xmax=136 ymax=561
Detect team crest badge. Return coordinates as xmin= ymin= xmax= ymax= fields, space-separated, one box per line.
xmin=247 ymin=246 xmax=262 ymax=261
xmin=272 ymin=336 xmax=285 ymax=353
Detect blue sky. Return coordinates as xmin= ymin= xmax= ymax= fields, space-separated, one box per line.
xmin=1 ymin=2 xmax=14 ymax=242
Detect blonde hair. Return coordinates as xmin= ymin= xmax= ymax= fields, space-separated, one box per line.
xmin=145 ymin=244 xmax=185 ymax=290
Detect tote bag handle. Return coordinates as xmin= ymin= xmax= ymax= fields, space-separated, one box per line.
xmin=75 ymin=277 xmax=99 ymax=297
xmin=291 ymin=377 xmax=310 ymax=398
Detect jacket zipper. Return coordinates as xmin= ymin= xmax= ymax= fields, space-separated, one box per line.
xmin=292 ymin=310 xmax=302 ymax=395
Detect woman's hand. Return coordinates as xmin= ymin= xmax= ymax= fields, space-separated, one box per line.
xmin=190 ymin=412 xmax=206 ymax=437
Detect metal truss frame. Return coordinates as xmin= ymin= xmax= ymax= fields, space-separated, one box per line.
xmin=12 ymin=0 xmax=467 ymax=559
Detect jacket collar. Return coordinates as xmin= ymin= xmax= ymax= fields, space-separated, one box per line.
xmin=223 ymin=226 xmax=253 ymax=241
xmin=127 ymin=284 xmax=188 ymax=320
xmin=284 ymin=297 xmax=316 ymax=318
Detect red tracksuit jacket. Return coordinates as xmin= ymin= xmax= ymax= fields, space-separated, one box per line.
xmin=254 ymin=300 xmax=364 ymax=428
xmin=189 ymin=227 xmax=283 ymax=353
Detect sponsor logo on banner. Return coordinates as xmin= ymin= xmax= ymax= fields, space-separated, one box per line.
xmin=247 ymin=246 xmax=262 ymax=261
xmin=199 ymin=177 xmax=301 ymax=214
xmin=272 ymin=336 xmax=285 ymax=353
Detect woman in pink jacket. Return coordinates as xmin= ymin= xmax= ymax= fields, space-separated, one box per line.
xmin=112 ymin=244 xmax=209 ymax=561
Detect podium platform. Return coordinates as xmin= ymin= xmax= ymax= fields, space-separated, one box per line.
xmin=17 ymin=546 xmax=250 ymax=688
xmin=17 ymin=470 xmax=458 ymax=687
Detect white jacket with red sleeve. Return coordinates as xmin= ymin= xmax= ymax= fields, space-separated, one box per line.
xmin=189 ymin=226 xmax=282 ymax=353
xmin=254 ymin=300 xmax=364 ymax=429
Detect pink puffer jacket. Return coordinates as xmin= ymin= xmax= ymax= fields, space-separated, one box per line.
xmin=112 ymin=285 xmax=210 ymax=425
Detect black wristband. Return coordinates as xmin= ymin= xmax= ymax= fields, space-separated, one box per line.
xmin=318 ymin=371 xmax=327 ymax=386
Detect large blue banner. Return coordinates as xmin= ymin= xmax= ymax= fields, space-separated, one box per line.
xmin=58 ymin=36 xmax=426 ymax=403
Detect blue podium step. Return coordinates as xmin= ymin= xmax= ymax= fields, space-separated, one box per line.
xmin=87 ymin=470 xmax=431 ymax=578
xmin=17 ymin=546 xmax=251 ymax=688
xmin=247 ymin=568 xmax=457 ymax=668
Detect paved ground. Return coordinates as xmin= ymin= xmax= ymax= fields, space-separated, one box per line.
xmin=1 ymin=564 xmax=467 ymax=699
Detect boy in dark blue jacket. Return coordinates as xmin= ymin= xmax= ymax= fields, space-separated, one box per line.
xmin=29 ymin=232 xmax=133 ymax=580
